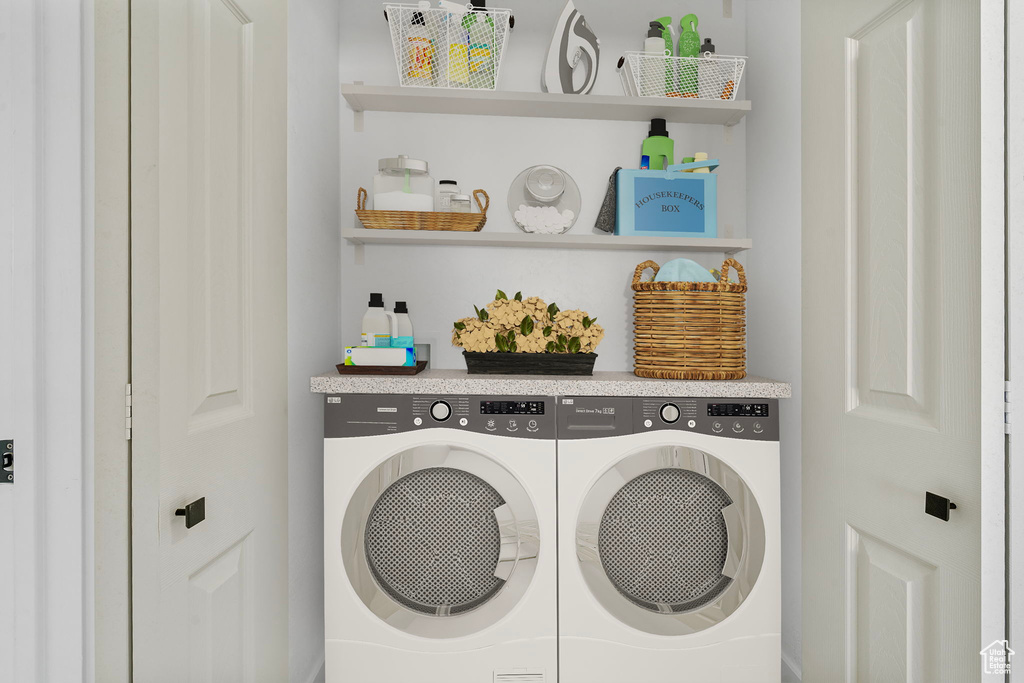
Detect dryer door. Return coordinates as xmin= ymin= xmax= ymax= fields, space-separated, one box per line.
xmin=341 ymin=444 xmax=539 ymax=638
xmin=576 ymin=445 xmax=765 ymax=636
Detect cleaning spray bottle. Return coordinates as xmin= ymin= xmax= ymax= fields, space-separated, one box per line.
xmin=678 ymin=14 xmax=701 ymax=97
xmin=655 ymin=17 xmax=678 ymax=95
xmin=641 ymin=118 xmax=674 ymax=171
xmin=643 ymin=22 xmax=667 ymax=97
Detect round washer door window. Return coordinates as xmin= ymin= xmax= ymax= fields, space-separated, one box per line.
xmin=342 ymin=445 xmax=539 ymax=638
xmin=576 ymin=446 xmax=765 ymax=636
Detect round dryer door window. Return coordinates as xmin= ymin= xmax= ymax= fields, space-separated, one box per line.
xmin=576 ymin=446 xmax=765 ymax=636
xmin=341 ymin=445 xmax=539 ymax=638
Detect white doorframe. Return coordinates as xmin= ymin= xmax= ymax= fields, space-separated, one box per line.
xmin=1007 ymin=1 xmax=1024 ymax=678
xmin=1 ymin=0 xmax=89 ymax=681
xmin=981 ymin=0 xmax=1008 ymax=658
xmin=92 ymin=0 xmax=132 ymax=681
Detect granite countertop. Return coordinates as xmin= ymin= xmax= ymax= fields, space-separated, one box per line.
xmin=310 ymin=369 xmax=791 ymax=399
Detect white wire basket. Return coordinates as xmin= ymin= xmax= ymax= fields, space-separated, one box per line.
xmin=385 ymin=2 xmax=512 ymax=90
xmin=618 ymin=51 xmax=746 ymax=101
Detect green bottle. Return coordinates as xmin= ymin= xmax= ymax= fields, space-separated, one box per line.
xmin=678 ymin=14 xmax=700 ymax=97
xmin=641 ymin=118 xmax=674 ymax=171
xmin=655 ymin=16 xmax=676 ymax=94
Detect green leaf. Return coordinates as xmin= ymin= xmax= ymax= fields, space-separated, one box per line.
xmin=520 ymin=315 xmax=534 ymax=336
xmin=546 ymin=341 xmax=556 ymax=353
xmin=495 ymin=289 xmax=507 ymax=300
xmin=568 ymin=337 xmax=582 ymax=354
xmin=495 ymin=333 xmax=507 ymax=352
xmin=453 ymin=321 xmax=466 ymax=331
xmin=590 ymin=317 xmax=597 ymax=325
xmin=480 ymin=308 xmax=489 ymax=322
xmin=558 ymin=334 xmax=567 ymax=346
xmin=514 ymin=291 xmax=523 ymax=301
xmin=556 ymin=343 xmax=567 ymax=353
xmin=582 ymin=317 xmax=592 ymax=329
xmin=509 ymin=341 xmax=518 ymax=352
xmin=507 ymin=330 xmax=517 ymax=344
xmin=547 ymin=303 xmax=560 ymax=319
xmin=543 ymin=325 xmax=553 ymax=337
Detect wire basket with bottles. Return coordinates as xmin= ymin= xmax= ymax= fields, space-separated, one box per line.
xmin=618 ymin=51 xmax=746 ymax=100
xmin=385 ymin=2 xmax=513 ymax=90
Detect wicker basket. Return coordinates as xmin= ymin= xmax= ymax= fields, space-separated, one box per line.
xmin=632 ymin=258 xmax=747 ymax=380
xmin=356 ymin=187 xmax=489 ymax=232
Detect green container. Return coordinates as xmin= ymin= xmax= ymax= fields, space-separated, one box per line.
xmin=678 ymin=14 xmax=700 ymax=96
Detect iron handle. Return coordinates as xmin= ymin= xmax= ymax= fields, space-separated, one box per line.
xmin=175 ymin=497 xmax=206 ymax=529
xmin=925 ymin=491 xmax=957 ymax=522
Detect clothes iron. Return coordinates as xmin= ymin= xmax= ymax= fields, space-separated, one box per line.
xmin=541 ymin=0 xmax=600 ymax=95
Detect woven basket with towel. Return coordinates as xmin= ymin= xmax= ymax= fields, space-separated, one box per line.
xmin=631 ymin=258 xmax=747 ymax=380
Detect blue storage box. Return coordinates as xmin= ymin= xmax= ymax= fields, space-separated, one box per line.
xmin=615 ymin=159 xmax=718 ymax=238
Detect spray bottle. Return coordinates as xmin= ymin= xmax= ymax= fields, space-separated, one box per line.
xmin=655 ymin=17 xmax=678 ymax=95
xmin=678 ymin=14 xmax=701 ymax=97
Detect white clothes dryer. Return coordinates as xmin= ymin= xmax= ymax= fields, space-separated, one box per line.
xmin=324 ymin=394 xmax=557 ymax=683
xmin=557 ymin=396 xmax=781 ymax=683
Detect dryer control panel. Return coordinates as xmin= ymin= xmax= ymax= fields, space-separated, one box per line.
xmin=557 ymin=397 xmax=780 ymax=441
xmin=325 ymin=394 xmax=556 ymax=439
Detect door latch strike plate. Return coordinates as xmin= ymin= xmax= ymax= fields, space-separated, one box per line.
xmin=2 ymin=440 xmax=13 ymax=484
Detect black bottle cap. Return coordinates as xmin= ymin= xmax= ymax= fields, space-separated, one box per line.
xmin=648 ymin=21 xmax=663 ymax=39
xmin=702 ymin=37 xmax=716 ymax=54
xmin=470 ymin=0 xmax=486 ymax=9
xmin=394 ymin=301 xmax=409 ymax=314
xmin=648 ymin=118 xmax=669 ymax=137
xmin=368 ymin=293 xmax=384 ymax=307
xmin=411 ymin=10 xmax=425 ymax=25
xmin=439 ymin=179 xmax=458 ymax=185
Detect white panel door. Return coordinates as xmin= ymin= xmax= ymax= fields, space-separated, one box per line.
xmin=803 ymin=0 xmax=1002 ymax=681
xmin=130 ymin=0 xmax=288 ymax=680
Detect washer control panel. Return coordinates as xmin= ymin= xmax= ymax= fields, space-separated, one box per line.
xmin=557 ymin=397 xmax=779 ymax=441
xmin=325 ymin=394 xmax=556 ymax=439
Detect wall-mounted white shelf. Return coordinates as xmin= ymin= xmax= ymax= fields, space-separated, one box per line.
xmin=342 ymin=227 xmax=751 ymax=254
xmin=341 ymin=83 xmax=750 ymax=127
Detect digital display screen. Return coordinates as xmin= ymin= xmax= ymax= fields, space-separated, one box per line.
xmin=481 ymin=401 xmax=546 ymax=415
xmin=707 ymin=403 xmax=770 ymax=418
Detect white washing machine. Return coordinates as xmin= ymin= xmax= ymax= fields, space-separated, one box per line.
xmin=557 ymin=396 xmax=780 ymax=683
xmin=324 ymin=393 xmax=558 ymax=683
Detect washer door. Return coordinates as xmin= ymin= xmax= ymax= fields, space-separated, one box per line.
xmin=341 ymin=443 xmax=539 ymax=638
xmin=576 ymin=445 xmax=765 ymax=636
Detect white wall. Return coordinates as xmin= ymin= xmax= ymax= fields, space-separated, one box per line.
xmin=339 ymin=0 xmax=748 ymax=368
xmin=288 ymin=0 xmax=341 ymax=680
xmin=745 ymin=0 xmax=802 ymax=678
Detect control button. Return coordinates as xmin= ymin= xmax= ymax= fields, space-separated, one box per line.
xmin=644 ymin=419 xmax=653 ymax=428
xmin=507 ymin=419 xmax=518 ymax=432
xmin=687 ymin=419 xmax=697 ymax=429
xmin=459 ymin=417 xmax=468 ymax=426
xmin=732 ymin=421 xmax=744 ymax=434
xmin=660 ymin=403 xmax=681 ymax=424
xmin=429 ymin=401 xmax=452 ymax=422
xmin=527 ymin=419 xmax=539 ymax=432
xmin=485 ymin=419 xmax=496 ymax=431
xmin=413 ymin=417 xmax=423 ymax=426
xmin=753 ymin=422 xmax=764 ymax=434
xmin=712 ymin=421 xmax=724 ymax=433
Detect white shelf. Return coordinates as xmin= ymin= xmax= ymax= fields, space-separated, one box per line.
xmin=342 ymin=227 xmax=751 ymax=254
xmin=341 ymin=83 xmax=750 ymax=127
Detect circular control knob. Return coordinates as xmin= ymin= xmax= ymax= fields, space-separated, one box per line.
xmin=429 ymin=400 xmax=452 ymax=422
xmin=660 ymin=403 xmax=681 ymax=424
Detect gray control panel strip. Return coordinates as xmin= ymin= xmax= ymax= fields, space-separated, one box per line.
xmin=325 ymin=395 xmax=779 ymax=442
xmin=557 ymin=396 xmax=780 ymax=441
xmin=324 ymin=394 xmax=557 ymax=439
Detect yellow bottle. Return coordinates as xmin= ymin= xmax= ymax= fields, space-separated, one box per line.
xmin=692 ymin=152 xmax=710 ymax=173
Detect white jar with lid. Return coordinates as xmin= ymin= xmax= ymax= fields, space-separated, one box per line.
xmin=436 ymin=180 xmax=460 ymax=211
xmin=373 ymin=155 xmax=435 ymax=211
xmin=450 ymin=194 xmax=472 ymax=213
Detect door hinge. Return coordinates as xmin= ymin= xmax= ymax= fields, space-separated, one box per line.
xmin=1005 ymin=380 xmax=1011 ymax=436
xmin=126 ymin=383 xmax=132 ymax=441
xmin=2 ymin=439 xmax=12 ymax=483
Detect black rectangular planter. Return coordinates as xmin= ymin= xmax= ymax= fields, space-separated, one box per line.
xmin=463 ymin=351 xmax=598 ymax=376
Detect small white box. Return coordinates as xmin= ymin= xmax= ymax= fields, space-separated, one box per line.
xmin=344 ymin=346 xmax=416 ymax=367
